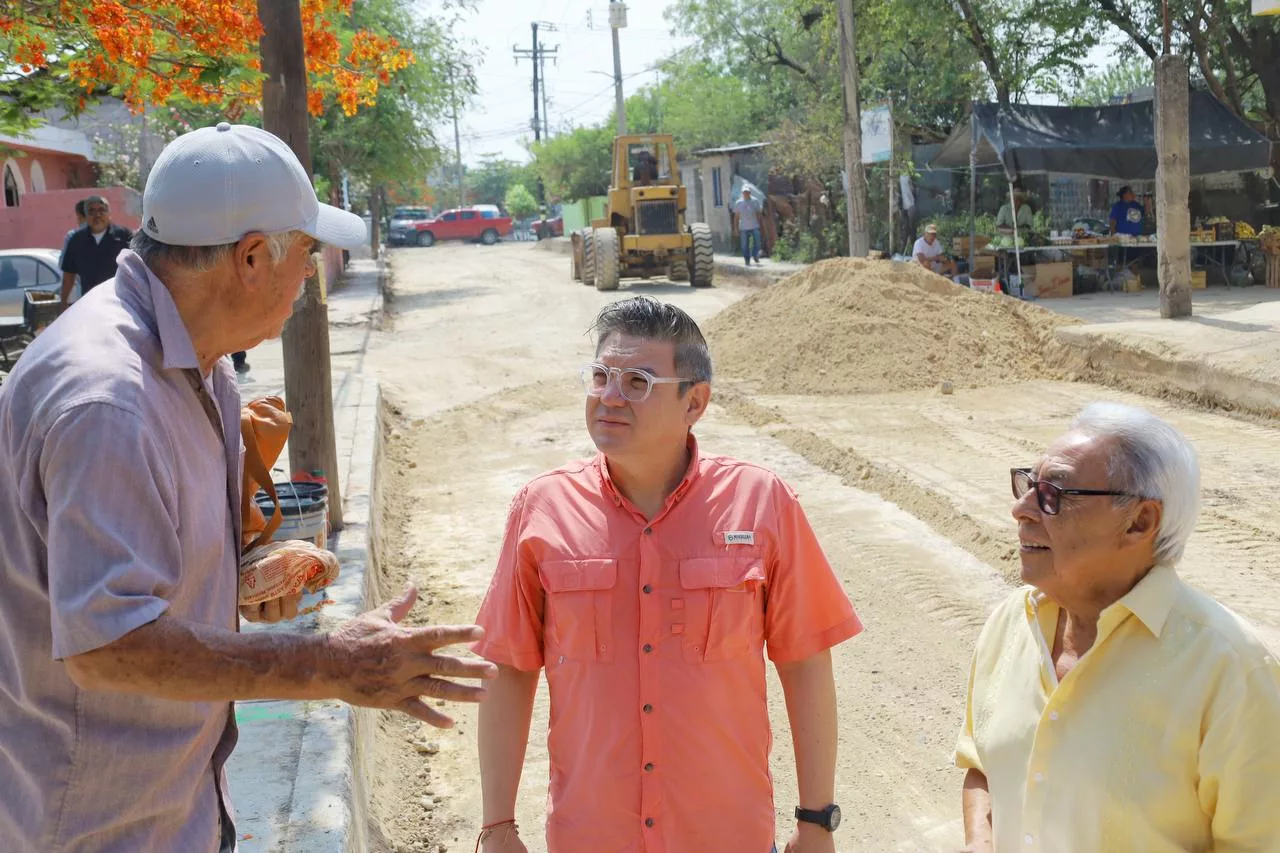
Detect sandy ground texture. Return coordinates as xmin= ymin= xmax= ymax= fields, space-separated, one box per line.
xmin=365 ymin=243 xmax=1280 ymax=853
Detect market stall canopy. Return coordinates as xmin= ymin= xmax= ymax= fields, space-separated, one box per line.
xmin=930 ymin=92 xmax=1273 ymax=179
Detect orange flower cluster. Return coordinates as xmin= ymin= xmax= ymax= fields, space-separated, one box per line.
xmin=2 ymin=1 xmax=414 ymax=117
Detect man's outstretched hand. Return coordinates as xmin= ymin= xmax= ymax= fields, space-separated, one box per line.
xmin=324 ymin=585 xmax=497 ymax=727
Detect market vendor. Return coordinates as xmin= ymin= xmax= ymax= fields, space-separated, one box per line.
xmin=996 ymin=189 xmax=1034 ymax=235
xmin=1109 ymin=186 xmax=1145 ymax=236
xmin=914 ymin=223 xmax=958 ymax=277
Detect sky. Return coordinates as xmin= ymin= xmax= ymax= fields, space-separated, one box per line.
xmin=441 ymin=0 xmax=693 ymax=165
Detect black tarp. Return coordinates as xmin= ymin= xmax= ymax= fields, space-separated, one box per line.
xmin=930 ymin=92 xmax=1272 ymax=179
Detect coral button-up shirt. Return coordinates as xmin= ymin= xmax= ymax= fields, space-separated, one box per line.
xmin=956 ymin=564 xmax=1280 ymax=852
xmin=474 ymin=437 xmax=862 ymax=853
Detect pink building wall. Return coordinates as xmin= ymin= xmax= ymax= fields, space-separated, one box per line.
xmin=0 ymin=187 xmax=142 ymax=251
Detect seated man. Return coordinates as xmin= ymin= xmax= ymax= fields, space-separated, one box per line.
xmin=913 ymin=224 xmax=957 ymax=277
xmin=956 ymin=402 xmax=1280 ymax=852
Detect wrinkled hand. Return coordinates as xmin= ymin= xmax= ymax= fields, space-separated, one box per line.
xmin=783 ymin=826 xmax=835 ymax=853
xmin=324 ymin=585 xmax=497 ymax=727
xmin=480 ymin=823 xmax=527 ymax=853
xmin=240 ymin=592 xmax=304 ymax=624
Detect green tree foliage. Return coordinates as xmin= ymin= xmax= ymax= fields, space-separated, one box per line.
xmin=466 ymin=156 xmax=538 ymax=207
xmin=503 ymin=182 xmax=539 ymax=220
xmin=1087 ymin=0 xmax=1279 ymax=142
xmin=530 ymin=125 xmax=614 ymax=201
xmin=310 ymin=0 xmax=474 ymax=212
xmin=1070 ymin=55 xmax=1153 ymax=105
xmin=623 ymin=59 xmax=774 ymax=155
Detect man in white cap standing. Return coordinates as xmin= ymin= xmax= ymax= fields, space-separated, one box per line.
xmin=0 ymin=123 xmax=496 ymax=853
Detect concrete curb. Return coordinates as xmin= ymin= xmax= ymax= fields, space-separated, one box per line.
xmin=535 ymin=235 xmax=794 ymax=286
xmin=228 ymin=258 xmax=384 ymax=853
xmin=1054 ymin=324 xmax=1280 ymax=419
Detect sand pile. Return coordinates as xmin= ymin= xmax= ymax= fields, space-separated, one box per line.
xmin=706 ymin=258 xmax=1078 ymax=395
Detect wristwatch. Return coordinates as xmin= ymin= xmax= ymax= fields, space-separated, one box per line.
xmin=794 ymin=804 xmax=841 ymax=832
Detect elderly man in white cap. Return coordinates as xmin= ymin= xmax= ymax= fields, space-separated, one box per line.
xmin=0 ymin=123 xmax=496 ymax=853
xmin=955 ymin=402 xmax=1280 ymax=852
xmin=913 ymin=223 xmax=957 ymax=277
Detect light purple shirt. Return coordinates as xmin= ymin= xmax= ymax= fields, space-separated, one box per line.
xmin=0 ymin=250 xmax=242 ymax=852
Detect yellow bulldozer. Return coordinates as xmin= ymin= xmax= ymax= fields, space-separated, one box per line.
xmin=571 ymin=134 xmax=714 ymax=291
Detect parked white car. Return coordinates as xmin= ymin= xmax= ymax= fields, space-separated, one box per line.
xmin=0 ymin=248 xmax=77 ymax=323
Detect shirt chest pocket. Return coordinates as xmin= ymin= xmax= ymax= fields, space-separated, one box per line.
xmin=678 ymin=556 xmax=766 ymax=663
xmin=539 ymin=559 xmax=617 ymax=664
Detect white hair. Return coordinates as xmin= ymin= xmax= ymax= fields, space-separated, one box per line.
xmin=1069 ymin=402 xmax=1201 ymax=567
xmin=131 ymin=229 xmax=306 ymax=273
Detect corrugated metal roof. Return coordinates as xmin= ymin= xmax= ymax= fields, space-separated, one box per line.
xmin=691 ymin=142 xmax=771 ymax=156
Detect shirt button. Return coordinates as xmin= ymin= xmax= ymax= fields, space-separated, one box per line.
xmin=1049 ymin=711 xmax=1059 ymax=721
xmin=644 ymin=762 xmax=655 ymax=772
xmin=643 ymin=643 xmax=653 ymax=653
xmin=644 ymin=527 xmax=653 ymax=535
xmin=1033 ymin=772 xmax=1044 ymax=783
xmin=642 ymin=703 xmax=653 ymax=713
xmin=1025 ymin=834 xmax=1034 ymax=845
xmin=642 ymin=584 xmax=653 ymax=594
xmin=645 ymin=818 xmax=655 ymax=827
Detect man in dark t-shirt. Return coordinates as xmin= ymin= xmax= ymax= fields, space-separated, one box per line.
xmin=60 ymin=195 xmax=133 ymax=306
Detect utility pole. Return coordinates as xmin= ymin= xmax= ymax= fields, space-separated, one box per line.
xmin=835 ymin=0 xmax=870 ymax=257
xmin=448 ymin=64 xmax=464 ymax=207
xmin=513 ymin=24 xmax=558 ymax=142
xmin=536 ymin=23 xmax=558 ymax=139
xmin=609 ymin=1 xmax=627 ymax=135
xmin=1154 ymin=15 xmax=1192 ymax=318
xmin=258 ymin=0 xmax=343 ymax=529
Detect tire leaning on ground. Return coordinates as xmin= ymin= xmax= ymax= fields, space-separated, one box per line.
xmin=593 ymin=227 xmax=620 ymax=292
xmin=481 ymin=229 xmax=499 ymax=246
xmin=580 ymin=228 xmax=596 ymax=287
xmin=689 ymin=222 xmax=714 ymax=288
xmin=417 ymin=231 xmax=435 ymax=247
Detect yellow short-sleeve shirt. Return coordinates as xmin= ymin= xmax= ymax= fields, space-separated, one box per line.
xmin=956 ymin=564 xmax=1280 ymax=852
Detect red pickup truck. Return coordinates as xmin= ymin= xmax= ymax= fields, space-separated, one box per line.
xmin=402 ymin=206 xmax=513 ymax=247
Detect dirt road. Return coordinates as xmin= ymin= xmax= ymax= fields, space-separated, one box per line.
xmin=365 ymin=242 xmax=1280 ymax=853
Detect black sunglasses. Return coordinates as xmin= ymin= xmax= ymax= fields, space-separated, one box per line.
xmin=1011 ymin=467 xmax=1136 ymax=516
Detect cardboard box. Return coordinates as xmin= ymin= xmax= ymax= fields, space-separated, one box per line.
xmin=954 ymin=235 xmax=992 ymax=255
xmin=1036 ymin=262 xmax=1074 ymax=298
xmin=1191 ymin=269 xmax=1207 ymax=289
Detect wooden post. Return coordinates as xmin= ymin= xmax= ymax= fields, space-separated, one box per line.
xmin=1155 ymin=54 xmax=1192 ymax=319
xmin=259 ymin=0 xmax=344 ymax=530
xmin=369 ymin=188 xmax=382 ymax=255
xmin=835 ymin=0 xmax=870 ymax=257
xmin=969 ymin=110 xmax=978 ymax=280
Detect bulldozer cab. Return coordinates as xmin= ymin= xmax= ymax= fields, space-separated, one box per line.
xmin=615 ymin=136 xmax=677 ymax=189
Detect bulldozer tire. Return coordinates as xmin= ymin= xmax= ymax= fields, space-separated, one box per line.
xmin=689 ymin=222 xmax=714 ymax=288
xmin=593 ymin=228 xmax=620 ymax=292
xmin=669 ymin=257 xmax=690 ymax=282
xmin=571 ymin=232 xmax=584 ymax=281
xmin=580 ymin=229 xmax=596 ymax=287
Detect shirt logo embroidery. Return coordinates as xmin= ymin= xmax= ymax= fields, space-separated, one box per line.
xmin=724 ymin=531 xmax=755 ymax=545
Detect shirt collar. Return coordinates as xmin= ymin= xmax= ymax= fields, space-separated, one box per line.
xmin=1024 ymin=563 xmax=1179 ymax=642
xmin=116 ymin=250 xmax=201 ymax=373
xmin=1104 ymin=563 xmax=1179 ymax=639
xmin=597 ymin=433 xmax=703 ymax=511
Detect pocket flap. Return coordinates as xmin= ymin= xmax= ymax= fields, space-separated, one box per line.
xmin=679 ymin=557 xmax=766 ymax=590
xmin=540 ymin=559 xmax=618 ymax=592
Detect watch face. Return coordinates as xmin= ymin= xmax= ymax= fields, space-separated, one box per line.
xmin=827 ymin=805 xmax=841 ymax=830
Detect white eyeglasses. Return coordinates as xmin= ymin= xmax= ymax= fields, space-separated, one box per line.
xmin=580 ymin=363 xmax=688 ymax=402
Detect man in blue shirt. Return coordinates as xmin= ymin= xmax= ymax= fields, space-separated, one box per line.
xmin=1109 ymin=186 xmax=1145 ymax=236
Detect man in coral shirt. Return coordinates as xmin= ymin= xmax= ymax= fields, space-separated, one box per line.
xmin=474 ymin=296 xmax=862 ymax=853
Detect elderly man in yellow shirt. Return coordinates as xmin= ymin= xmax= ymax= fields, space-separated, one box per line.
xmin=955 ymin=402 xmax=1280 ymax=853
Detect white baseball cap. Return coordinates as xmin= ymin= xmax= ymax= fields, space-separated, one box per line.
xmin=142 ymin=122 xmax=367 ymax=249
